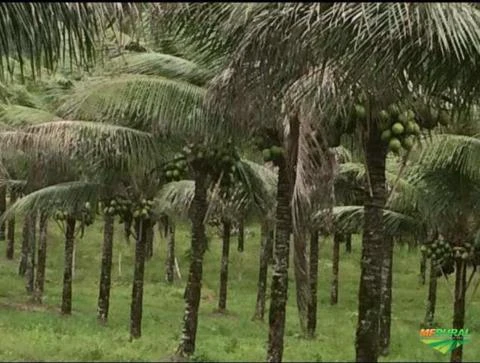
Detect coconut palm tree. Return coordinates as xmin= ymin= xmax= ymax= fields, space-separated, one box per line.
xmin=166 ymin=4 xmax=480 ymax=361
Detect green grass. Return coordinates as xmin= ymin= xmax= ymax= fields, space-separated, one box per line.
xmin=0 ymin=220 xmax=479 ymax=362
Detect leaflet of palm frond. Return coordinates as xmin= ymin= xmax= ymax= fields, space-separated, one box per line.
xmin=0 ymin=3 xmax=128 ymax=79
xmin=105 ymin=52 xmax=212 ymax=87
xmin=0 ymin=82 xmax=42 ymax=108
xmin=23 ymin=120 xmax=160 ymax=173
xmin=0 ymin=181 xmax=105 ymax=223
xmin=0 ymin=178 xmax=26 ymax=191
xmin=315 ymin=205 xmax=423 ymax=237
xmin=236 ymin=159 xmax=277 ymax=216
xmin=412 ymin=170 xmax=480 ymax=234
xmin=155 ymin=180 xmax=195 ymax=220
xmin=0 ymin=104 xmax=59 ymax=127
xmin=160 ymin=3 xmax=256 ymax=71
xmin=56 ymin=75 xmax=208 ymax=136
xmin=414 ymin=134 xmax=480 ymax=184
xmin=331 ymin=145 xmax=352 ymax=164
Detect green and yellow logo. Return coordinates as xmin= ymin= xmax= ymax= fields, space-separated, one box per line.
xmin=420 ymin=328 xmax=471 ymax=354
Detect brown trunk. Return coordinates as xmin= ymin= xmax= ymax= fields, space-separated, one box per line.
xmin=419 ymin=251 xmax=427 ymax=285
xmin=253 ymin=221 xmax=273 ymax=321
xmin=450 ymin=258 xmax=467 ymax=363
xmin=0 ymin=185 xmax=6 ymax=240
xmin=307 ymin=230 xmax=319 ymax=337
xmin=218 ymin=220 xmax=231 ymax=312
xmin=165 ymin=221 xmax=176 ymax=284
xmin=97 ymin=213 xmax=114 ymax=324
xmin=176 ymin=173 xmax=208 ymax=357
xmin=18 ymin=217 xmax=29 ymax=276
xmin=237 ymin=218 xmax=244 ymax=252
xmin=145 ymin=221 xmax=154 ymax=260
xmin=330 ymin=233 xmax=341 ymax=305
xmin=6 ymin=190 xmax=17 ymax=260
xmin=267 ymin=158 xmax=292 ymax=362
xmin=345 ymin=234 xmax=352 ymax=254
xmin=130 ymin=217 xmax=150 ymax=339
xmin=267 ymin=228 xmax=274 ymax=265
xmin=379 ymin=236 xmax=394 ymax=356
xmin=355 ymin=123 xmax=387 ymax=363
xmin=25 ymin=213 xmax=37 ymax=294
xmin=61 ymin=217 xmax=76 ymax=315
xmin=33 ymin=213 xmax=48 ymax=303
xmin=424 ymin=259 xmax=438 ymax=328
xmin=293 ymin=231 xmax=309 ymax=333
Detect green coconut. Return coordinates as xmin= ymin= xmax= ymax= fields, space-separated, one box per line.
xmin=354 ymin=104 xmax=366 ymax=119
xmin=262 ymin=148 xmax=272 ymax=162
xmin=381 ymin=129 xmax=392 ymax=142
xmin=391 ymin=122 xmax=405 ymax=135
xmin=388 ymin=138 xmax=402 ymax=153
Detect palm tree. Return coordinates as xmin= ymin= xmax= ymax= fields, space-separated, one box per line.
xmin=166 ymin=4 xmax=480 ymax=361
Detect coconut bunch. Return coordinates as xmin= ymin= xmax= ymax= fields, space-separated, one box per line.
xmin=181 ymin=140 xmax=242 ymax=183
xmin=53 ymin=201 xmax=94 ymax=226
xmin=163 ymin=153 xmax=188 ymax=182
xmin=102 ymin=196 xmax=155 ymax=221
xmin=377 ymin=105 xmax=421 ymax=154
xmin=253 ymin=128 xmax=285 ymax=165
xmin=421 ymin=238 xmax=453 ymax=267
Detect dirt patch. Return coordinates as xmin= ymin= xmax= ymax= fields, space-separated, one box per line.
xmin=0 ymin=301 xmax=60 ymax=313
xmin=209 ymin=309 xmax=239 ymax=320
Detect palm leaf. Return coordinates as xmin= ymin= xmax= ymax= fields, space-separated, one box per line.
xmin=56 ymin=75 xmax=208 ymax=136
xmin=105 ymin=52 xmax=212 ymax=86
xmin=315 ymin=205 xmax=423 ymax=237
xmin=0 ymin=104 xmax=59 ymax=126
xmin=0 ymin=181 xmax=104 ymax=222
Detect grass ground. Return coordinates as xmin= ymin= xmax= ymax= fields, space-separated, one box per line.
xmin=0 ymin=220 xmax=479 ymax=362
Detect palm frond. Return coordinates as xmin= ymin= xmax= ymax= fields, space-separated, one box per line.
xmin=0 ymin=181 xmax=104 ymax=222
xmin=56 ymin=75 xmax=208 ymax=136
xmin=155 ymin=180 xmax=195 ymax=220
xmin=0 ymin=104 xmax=59 ymax=126
xmin=315 ymin=205 xmax=423 ymax=237
xmin=0 ymin=3 xmax=125 ymax=79
xmin=105 ymin=52 xmax=212 ymax=86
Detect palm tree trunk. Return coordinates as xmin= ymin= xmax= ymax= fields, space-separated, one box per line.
xmin=18 ymin=217 xmax=29 ymax=276
xmin=130 ymin=217 xmax=150 ymax=339
xmin=293 ymin=231 xmax=309 ymax=333
xmin=419 ymin=252 xmax=427 ymax=285
xmin=25 ymin=213 xmax=37 ymax=295
xmin=267 ymin=228 xmax=274 ymax=265
xmin=267 ymin=158 xmax=292 ymax=362
xmin=165 ymin=220 xmax=176 ymax=284
xmin=355 ymin=125 xmax=387 ymax=363
xmin=253 ymin=221 xmax=273 ymax=321
xmin=6 ymin=190 xmax=17 ymax=260
xmin=61 ymin=217 xmax=76 ymax=315
xmin=145 ymin=221 xmax=154 ymax=260
xmin=176 ymin=173 xmax=208 ymax=357
xmin=0 ymin=185 xmax=6 ymax=240
xmin=237 ymin=218 xmax=244 ymax=252
xmin=379 ymin=236 xmax=394 ymax=356
xmin=345 ymin=234 xmax=352 ymax=254
xmin=307 ymin=230 xmax=319 ymax=337
xmin=97 ymin=213 xmax=114 ymax=324
xmin=218 ymin=220 xmax=231 ymax=312
xmin=33 ymin=213 xmax=48 ymax=303
xmin=424 ymin=259 xmax=437 ymax=328
xmin=330 ymin=233 xmax=342 ymax=305
xmin=450 ymin=258 xmax=467 ymax=363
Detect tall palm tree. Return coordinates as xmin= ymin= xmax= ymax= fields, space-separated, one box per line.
xmin=166 ymin=4 xmax=480 ymax=361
